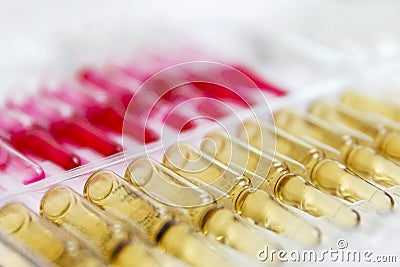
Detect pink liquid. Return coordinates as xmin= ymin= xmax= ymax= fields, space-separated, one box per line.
xmin=10 ymin=125 xmax=81 ymax=171
xmin=49 ymin=116 xmax=123 ymax=156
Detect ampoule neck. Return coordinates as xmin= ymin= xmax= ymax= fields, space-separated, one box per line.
xmin=228 ymin=177 xmax=253 ymax=211
xmin=266 ymin=160 xmax=290 ymax=187
xmin=186 ymin=205 xmax=220 ymax=231
xmin=336 ymin=134 xmax=358 ymax=162
xmin=301 ymin=148 xmax=325 ymax=173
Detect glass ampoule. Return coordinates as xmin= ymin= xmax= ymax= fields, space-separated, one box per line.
xmin=0 ymin=110 xmax=81 ymax=170
xmin=0 ymin=228 xmax=54 ymax=267
xmin=202 ymin=130 xmax=361 ymax=227
xmin=275 ymin=109 xmax=400 ymax=188
xmin=310 ymin=100 xmax=400 ymax=165
xmin=40 ymin=186 xmax=173 ymax=267
xmin=0 ymin=203 xmax=105 ymax=267
xmin=0 ymin=137 xmax=45 ymax=185
xmin=162 ymin=143 xmax=321 ymax=246
xmin=86 ymin=169 xmax=275 ymax=265
xmin=79 ymin=68 xmax=197 ymax=132
xmin=45 ymin=86 xmax=159 ymax=143
xmin=9 ymin=96 xmax=123 ymax=157
xmin=341 ymin=91 xmax=400 ymax=122
xmin=124 ymin=160 xmax=280 ymax=261
xmin=239 ymin=120 xmax=394 ymax=211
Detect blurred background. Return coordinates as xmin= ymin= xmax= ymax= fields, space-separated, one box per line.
xmin=1 ymin=0 xmax=400 ymax=97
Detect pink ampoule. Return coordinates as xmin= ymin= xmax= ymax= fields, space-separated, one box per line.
xmin=0 ymin=142 xmax=7 ymax=170
xmin=0 ymin=111 xmax=81 ymax=171
xmin=0 ymin=137 xmax=45 ymax=184
xmin=77 ymin=68 xmax=197 ymax=132
xmin=117 ymin=61 xmax=251 ymax=120
xmin=227 ymin=64 xmax=287 ymax=96
xmin=9 ymin=97 xmax=123 ymax=157
xmin=121 ymin=54 xmax=287 ymax=99
xmin=45 ymin=86 xmax=159 ymax=143
xmin=118 ymin=61 xmax=256 ymax=107
xmin=196 ymin=100 xmax=230 ymax=119
xmin=78 ymin=68 xmax=135 ymax=108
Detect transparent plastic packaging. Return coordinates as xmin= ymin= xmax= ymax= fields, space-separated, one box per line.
xmin=239 ymin=120 xmax=394 ymax=211
xmin=201 ymin=130 xmax=361 ymax=227
xmin=85 ymin=169 xmax=256 ymax=265
xmin=0 ymin=75 xmax=400 ymax=267
xmin=162 ymin=142 xmax=322 ymax=246
xmin=275 ymin=109 xmax=400 ymax=188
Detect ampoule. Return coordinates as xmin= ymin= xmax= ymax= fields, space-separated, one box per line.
xmin=0 ymin=203 xmax=105 ymax=267
xmin=86 ymin=169 xmax=273 ymax=264
xmin=45 ymin=85 xmax=159 ymax=143
xmin=0 ymin=137 xmax=45 ymax=185
xmin=239 ymin=121 xmax=394 ymax=211
xmin=201 ymin=130 xmax=361 ymax=227
xmin=0 ymin=111 xmax=81 ymax=170
xmin=40 ymin=186 xmax=174 ymax=267
xmin=341 ymin=91 xmax=400 ymax=122
xmin=162 ymin=142 xmax=321 ymax=246
xmin=0 ymin=228 xmax=53 ymax=267
xmin=79 ymin=68 xmax=197 ymax=132
xmin=275 ymin=109 xmax=400 ymax=188
xmin=9 ymin=96 xmax=123 ymax=157
xmin=310 ymin=100 xmax=400 ymax=164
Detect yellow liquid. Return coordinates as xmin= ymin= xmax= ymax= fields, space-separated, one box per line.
xmin=311 ymin=99 xmax=400 ymax=164
xmin=85 ymin=169 xmax=239 ymax=267
xmin=239 ymin=120 xmax=394 ymax=211
xmin=40 ymin=186 xmax=162 ymax=267
xmin=341 ymin=91 xmax=400 ymax=121
xmin=275 ymin=110 xmax=400 ymax=188
xmin=120 ymin=163 xmax=280 ymax=261
xmin=84 ymin=170 xmax=173 ymax=243
xmin=202 ymin=130 xmax=361 ymax=227
xmin=163 ymin=143 xmax=321 ymax=246
xmin=0 ymin=203 xmax=105 ymax=267
xmin=0 ymin=229 xmax=54 ymax=267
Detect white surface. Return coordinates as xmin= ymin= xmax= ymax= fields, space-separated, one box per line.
xmin=1 ymin=0 xmax=400 ymax=99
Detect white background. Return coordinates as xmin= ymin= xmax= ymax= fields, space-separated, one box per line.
xmin=1 ymin=0 xmax=400 ymax=99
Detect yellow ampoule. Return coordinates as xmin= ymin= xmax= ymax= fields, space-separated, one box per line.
xmin=0 ymin=203 xmax=105 ymax=267
xmin=310 ymin=99 xmax=400 ymax=165
xmin=86 ymin=169 xmax=277 ymax=264
xmin=341 ymin=91 xmax=400 ymax=122
xmin=239 ymin=120 xmax=394 ymax=211
xmin=202 ymin=130 xmax=362 ymax=227
xmin=0 ymin=228 xmax=54 ymax=267
xmin=162 ymin=142 xmax=321 ymax=246
xmin=275 ymin=109 xmax=400 ymax=188
xmin=40 ymin=186 xmax=174 ymax=267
